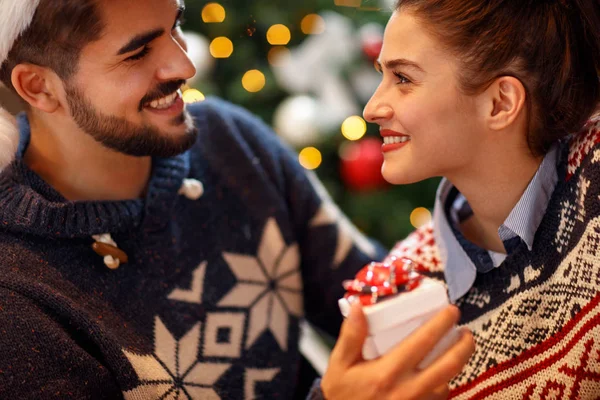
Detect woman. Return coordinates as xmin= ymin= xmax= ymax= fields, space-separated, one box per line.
xmin=323 ymin=0 xmax=600 ymax=398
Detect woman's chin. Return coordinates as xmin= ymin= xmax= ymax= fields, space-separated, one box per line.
xmin=382 ymin=167 xmax=425 ymax=185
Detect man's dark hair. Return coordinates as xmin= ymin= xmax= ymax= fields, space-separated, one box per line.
xmin=0 ymin=0 xmax=105 ymax=91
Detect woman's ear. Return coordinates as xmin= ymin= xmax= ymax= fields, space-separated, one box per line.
xmin=483 ymin=76 xmax=527 ymax=131
xmin=11 ymin=63 xmax=61 ymax=113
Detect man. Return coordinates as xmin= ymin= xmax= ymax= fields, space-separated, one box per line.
xmin=0 ymin=0 xmax=474 ymax=398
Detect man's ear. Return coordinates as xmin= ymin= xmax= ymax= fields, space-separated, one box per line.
xmin=482 ymin=76 xmax=527 ymax=131
xmin=11 ymin=63 xmax=61 ymax=113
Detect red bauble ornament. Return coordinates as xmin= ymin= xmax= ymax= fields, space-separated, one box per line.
xmin=362 ymin=37 xmax=383 ymax=61
xmin=339 ymin=138 xmax=388 ymax=192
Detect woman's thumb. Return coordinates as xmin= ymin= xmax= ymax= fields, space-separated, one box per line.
xmin=330 ymin=301 xmax=369 ymax=368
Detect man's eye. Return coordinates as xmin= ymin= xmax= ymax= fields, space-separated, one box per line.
xmin=126 ymin=46 xmax=151 ymax=62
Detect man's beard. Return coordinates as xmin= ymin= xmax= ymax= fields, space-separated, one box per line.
xmin=64 ymin=80 xmax=198 ymax=158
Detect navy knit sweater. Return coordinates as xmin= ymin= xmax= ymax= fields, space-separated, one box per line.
xmin=0 ymin=98 xmax=384 ymax=399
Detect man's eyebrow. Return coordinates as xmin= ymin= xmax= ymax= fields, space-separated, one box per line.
xmin=375 ymin=58 xmax=425 ymax=73
xmin=116 ymin=5 xmax=185 ymax=56
xmin=117 ymin=29 xmax=164 ymax=56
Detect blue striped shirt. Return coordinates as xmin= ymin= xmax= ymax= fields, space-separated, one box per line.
xmin=433 ymin=144 xmax=560 ymax=302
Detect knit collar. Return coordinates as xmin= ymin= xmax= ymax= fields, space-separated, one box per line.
xmin=0 ymin=113 xmax=193 ymax=238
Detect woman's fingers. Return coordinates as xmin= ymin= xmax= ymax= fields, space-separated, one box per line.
xmin=328 ymin=302 xmax=369 ymax=369
xmin=417 ymin=384 xmax=450 ymax=400
xmin=415 ymin=327 xmax=475 ymax=389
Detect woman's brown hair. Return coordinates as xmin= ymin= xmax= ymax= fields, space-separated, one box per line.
xmin=396 ymin=0 xmax=600 ymax=155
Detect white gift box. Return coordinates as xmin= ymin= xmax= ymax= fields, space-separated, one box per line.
xmin=338 ymin=277 xmax=459 ymax=368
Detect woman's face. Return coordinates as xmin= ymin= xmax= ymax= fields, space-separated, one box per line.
xmin=363 ymin=9 xmax=487 ymax=185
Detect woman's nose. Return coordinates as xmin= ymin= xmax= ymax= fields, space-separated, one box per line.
xmin=363 ymin=95 xmax=394 ymax=124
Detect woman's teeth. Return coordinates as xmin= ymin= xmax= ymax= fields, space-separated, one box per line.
xmin=147 ymin=91 xmax=179 ymax=110
xmin=383 ymin=136 xmax=410 ymax=145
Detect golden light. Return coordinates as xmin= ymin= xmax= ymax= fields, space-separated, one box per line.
xmin=410 ymin=207 xmax=432 ymax=228
xmin=242 ymin=70 xmax=266 ymax=93
xmin=266 ymin=24 xmax=291 ymax=45
xmin=182 ymin=89 xmax=205 ymax=103
xmin=334 ymin=0 xmax=362 ymax=6
xmin=209 ymin=37 xmax=233 ymax=58
xmin=202 ymin=3 xmax=226 ymax=23
xmin=341 ymin=116 xmax=367 ymax=141
xmin=299 ymin=147 xmax=322 ymax=170
xmin=268 ymin=46 xmax=291 ymax=66
xmin=301 ymin=14 xmax=326 ymax=35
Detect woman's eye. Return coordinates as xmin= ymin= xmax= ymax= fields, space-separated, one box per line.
xmin=126 ymin=46 xmax=150 ymax=62
xmin=393 ymin=72 xmax=411 ymax=84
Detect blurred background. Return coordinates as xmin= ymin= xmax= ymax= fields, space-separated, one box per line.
xmin=177 ymin=0 xmax=440 ymax=249
xmin=0 ymin=0 xmax=440 ymax=249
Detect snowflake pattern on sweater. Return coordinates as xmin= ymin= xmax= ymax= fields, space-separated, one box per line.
xmin=0 ymin=99 xmax=383 ymax=399
xmin=122 ymin=218 xmax=302 ymax=400
xmin=388 ymin=117 xmax=600 ymax=399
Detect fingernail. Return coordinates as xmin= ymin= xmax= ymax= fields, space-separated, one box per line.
xmin=458 ymin=326 xmax=472 ymax=336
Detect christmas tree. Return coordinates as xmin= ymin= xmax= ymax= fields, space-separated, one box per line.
xmin=182 ymin=0 xmax=440 ymax=249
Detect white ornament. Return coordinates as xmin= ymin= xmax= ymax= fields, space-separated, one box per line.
xmin=182 ymin=31 xmax=214 ymax=85
xmin=359 ymin=22 xmax=384 ymax=44
xmin=273 ymin=96 xmax=321 ymax=148
xmin=318 ymin=79 xmax=361 ymax=132
xmin=272 ymin=12 xmax=359 ymax=94
xmin=271 ymin=12 xmax=362 ymax=132
xmin=350 ymin=65 xmax=383 ymax=104
xmin=381 ymin=0 xmax=397 ymax=11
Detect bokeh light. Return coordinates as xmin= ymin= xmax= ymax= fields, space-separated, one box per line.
xmin=341 ymin=116 xmax=367 ymax=141
xmin=267 ymin=24 xmax=291 ymax=45
xmin=242 ymin=70 xmax=266 ymax=93
xmin=182 ymin=89 xmax=205 ymax=103
xmin=209 ymin=37 xmax=233 ymax=58
xmin=301 ymin=14 xmax=326 ymax=35
xmin=202 ymin=3 xmax=226 ymax=23
xmin=334 ymin=0 xmax=362 ymax=6
xmin=299 ymin=147 xmax=323 ymax=170
xmin=410 ymin=207 xmax=432 ymax=228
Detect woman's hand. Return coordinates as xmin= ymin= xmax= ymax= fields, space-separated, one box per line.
xmin=321 ymin=304 xmax=475 ymax=400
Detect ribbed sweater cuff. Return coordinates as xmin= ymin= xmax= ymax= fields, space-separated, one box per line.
xmin=306 ymin=378 xmax=325 ymax=400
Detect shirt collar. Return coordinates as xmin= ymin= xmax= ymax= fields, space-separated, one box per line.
xmin=499 ymin=145 xmax=559 ymax=250
xmin=435 ymin=144 xmax=560 ymax=302
xmin=433 ymin=181 xmax=477 ymax=302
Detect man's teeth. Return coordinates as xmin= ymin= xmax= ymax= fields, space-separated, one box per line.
xmin=147 ymin=91 xmax=179 ymax=110
xmin=383 ymin=136 xmax=410 ymax=145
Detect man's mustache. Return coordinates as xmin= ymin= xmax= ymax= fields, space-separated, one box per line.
xmin=139 ymin=80 xmax=186 ymax=111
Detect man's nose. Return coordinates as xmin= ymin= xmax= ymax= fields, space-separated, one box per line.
xmin=156 ymin=36 xmax=197 ymax=82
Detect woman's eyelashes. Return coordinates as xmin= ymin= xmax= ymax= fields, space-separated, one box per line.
xmin=393 ymin=72 xmax=411 ymax=84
